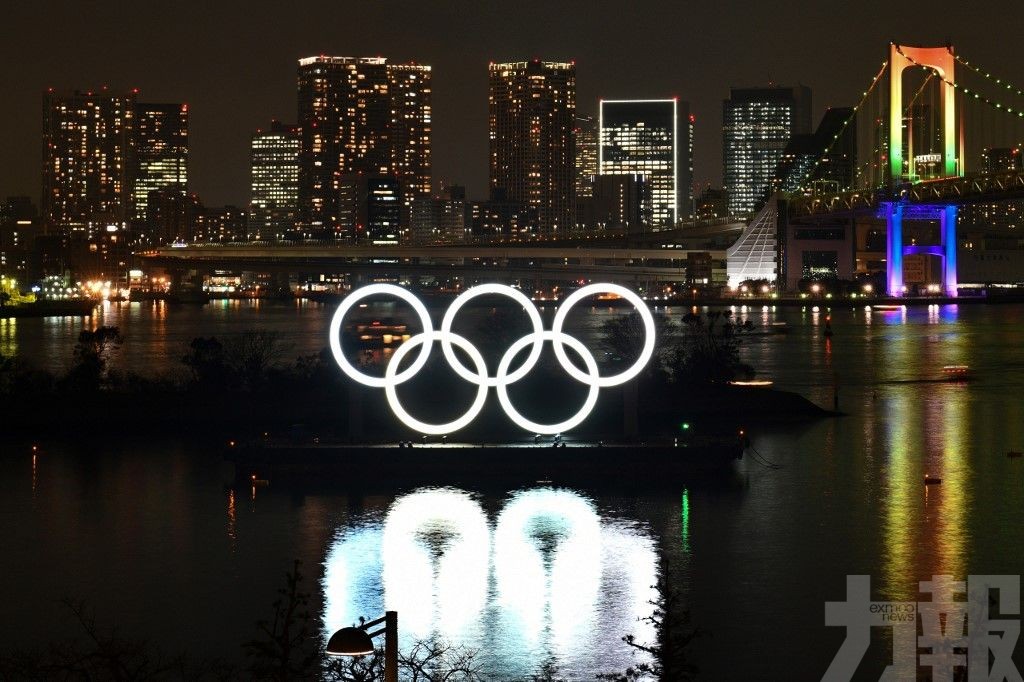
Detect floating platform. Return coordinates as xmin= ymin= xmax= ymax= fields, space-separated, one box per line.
xmin=227 ymin=439 xmax=744 ymax=487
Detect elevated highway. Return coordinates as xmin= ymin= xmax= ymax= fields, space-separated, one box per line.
xmin=138 ymin=242 xmax=731 ymax=285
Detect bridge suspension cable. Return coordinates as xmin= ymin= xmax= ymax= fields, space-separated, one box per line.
xmin=795 ymin=60 xmax=889 ymax=193
xmin=951 ymin=51 xmax=1024 ymax=101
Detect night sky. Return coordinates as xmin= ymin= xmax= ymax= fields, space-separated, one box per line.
xmin=4 ymin=0 xmax=1022 ymax=207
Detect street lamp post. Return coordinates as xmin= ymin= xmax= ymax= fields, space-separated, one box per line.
xmin=326 ymin=610 xmax=398 ymax=682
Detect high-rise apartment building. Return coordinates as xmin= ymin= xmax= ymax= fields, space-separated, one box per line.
xmin=488 ymin=60 xmax=576 ymax=233
xmin=388 ymin=64 xmax=433 ymax=213
xmin=575 ymin=115 xmax=598 ymax=200
xmin=42 ymin=89 xmax=189 ymax=240
xmin=249 ymin=121 xmax=301 ymax=240
xmin=723 ymin=85 xmax=811 ymax=214
xmin=42 ymin=89 xmax=136 ymax=234
xmin=599 ymin=99 xmax=685 ymax=227
xmin=296 ymin=56 xmax=431 ymax=239
xmin=133 ymin=103 xmax=188 ymax=224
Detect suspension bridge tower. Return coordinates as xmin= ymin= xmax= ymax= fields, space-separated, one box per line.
xmin=884 ymin=43 xmax=963 ymax=297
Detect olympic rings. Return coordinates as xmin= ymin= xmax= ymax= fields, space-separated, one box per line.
xmin=328 ymin=283 xmax=434 ymax=388
xmin=495 ymin=330 xmax=601 ymax=435
xmin=440 ymin=283 xmax=544 ymax=387
xmin=552 ymin=283 xmax=656 ymax=387
xmin=328 ymin=282 xmax=655 ymax=435
xmin=385 ymin=331 xmax=490 ymax=435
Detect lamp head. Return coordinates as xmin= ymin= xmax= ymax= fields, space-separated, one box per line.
xmin=325 ymin=627 xmax=374 ymax=657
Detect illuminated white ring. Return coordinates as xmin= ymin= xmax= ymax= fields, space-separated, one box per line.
xmin=495 ymin=330 xmax=600 ymax=435
xmin=439 ymin=283 xmax=545 ymax=387
xmin=328 ymin=283 xmax=434 ymax=388
xmin=385 ymin=331 xmax=489 ymax=435
xmin=551 ymin=283 xmax=656 ymax=387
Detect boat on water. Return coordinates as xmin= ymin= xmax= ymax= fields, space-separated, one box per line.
xmin=350 ymin=318 xmax=411 ymax=346
xmin=941 ymin=365 xmax=972 ymax=381
xmin=871 ymin=304 xmax=904 ymax=312
xmin=0 ymin=299 xmax=96 ymax=318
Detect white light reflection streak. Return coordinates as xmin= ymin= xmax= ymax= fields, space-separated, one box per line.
xmin=381 ymin=488 xmax=490 ymax=640
xmin=494 ymin=489 xmax=602 ymax=654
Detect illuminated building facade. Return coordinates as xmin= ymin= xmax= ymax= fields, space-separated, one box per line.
xmin=578 ymin=174 xmax=648 ymax=232
xmin=469 ymin=194 xmax=540 ymax=236
xmin=387 ymin=64 xmax=433 ymax=222
xmin=411 ymin=185 xmax=466 ymax=243
xmin=132 ymin=103 xmax=188 ymax=226
xmin=296 ymin=56 xmax=431 ymax=239
xmin=42 ymin=89 xmax=136 ymax=234
xmin=249 ymin=121 xmax=300 ymax=240
xmin=723 ymin=85 xmax=811 ymax=214
xmin=337 ymin=174 xmax=402 ymax=245
xmin=488 ymin=60 xmax=576 ymax=233
xmin=599 ymin=99 xmax=681 ymax=227
xmin=575 ymin=115 xmax=598 ymax=200
xmin=772 ymin=107 xmax=856 ymax=194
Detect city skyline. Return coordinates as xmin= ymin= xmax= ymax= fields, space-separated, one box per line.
xmin=3 ymin=1 xmax=1018 ymax=207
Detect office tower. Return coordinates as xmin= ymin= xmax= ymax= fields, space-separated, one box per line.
xmin=599 ymin=99 xmax=683 ymax=227
xmin=42 ymin=89 xmax=136 ymax=234
xmin=575 ymin=115 xmax=598 ymax=200
xmin=296 ymin=56 xmax=431 ymax=239
xmin=469 ymin=193 xmax=540 ymax=236
xmin=578 ymin=174 xmax=649 ymax=232
xmin=723 ymin=85 xmax=811 ymax=214
xmin=249 ymin=121 xmax=300 ymax=240
xmin=388 ymin=64 xmax=433 ymax=219
xmin=411 ymin=185 xmax=466 ymax=243
xmin=133 ymin=103 xmax=188 ymax=226
xmin=488 ymin=60 xmax=576 ymax=232
xmin=773 ymin=107 xmax=856 ymax=194
xmin=337 ymin=174 xmax=402 ymax=245
xmin=682 ymin=111 xmax=695 ymax=218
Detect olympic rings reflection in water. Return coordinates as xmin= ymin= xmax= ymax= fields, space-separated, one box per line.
xmin=322 ymin=487 xmax=658 ymax=675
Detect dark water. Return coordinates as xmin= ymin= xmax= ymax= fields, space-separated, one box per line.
xmin=2 ymin=300 xmax=1024 ymax=679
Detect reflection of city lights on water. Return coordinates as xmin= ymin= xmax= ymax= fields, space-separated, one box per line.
xmin=321 ymin=487 xmax=658 ymax=677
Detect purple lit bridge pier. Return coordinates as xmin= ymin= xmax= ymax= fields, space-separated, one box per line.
xmin=883 ymin=202 xmax=958 ymax=297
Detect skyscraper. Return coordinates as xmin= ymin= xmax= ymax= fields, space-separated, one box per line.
xmin=249 ymin=121 xmax=300 ymax=240
xmin=488 ymin=60 xmax=576 ymax=233
xmin=388 ymin=63 xmax=433 ymax=219
xmin=133 ymin=102 xmax=188 ymax=225
xmin=599 ymin=99 xmax=683 ymax=228
xmin=296 ymin=56 xmax=431 ymax=240
xmin=772 ymin=107 xmax=856 ymax=194
xmin=723 ymin=85 xmax=811 ymax=214
xmin=575 ymin=115 xmax=598 ymax=200
xmin=42 ymin=89 xmax=136 ymax=234
xmin=682 ymin=111 xmax=695 ymax=219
